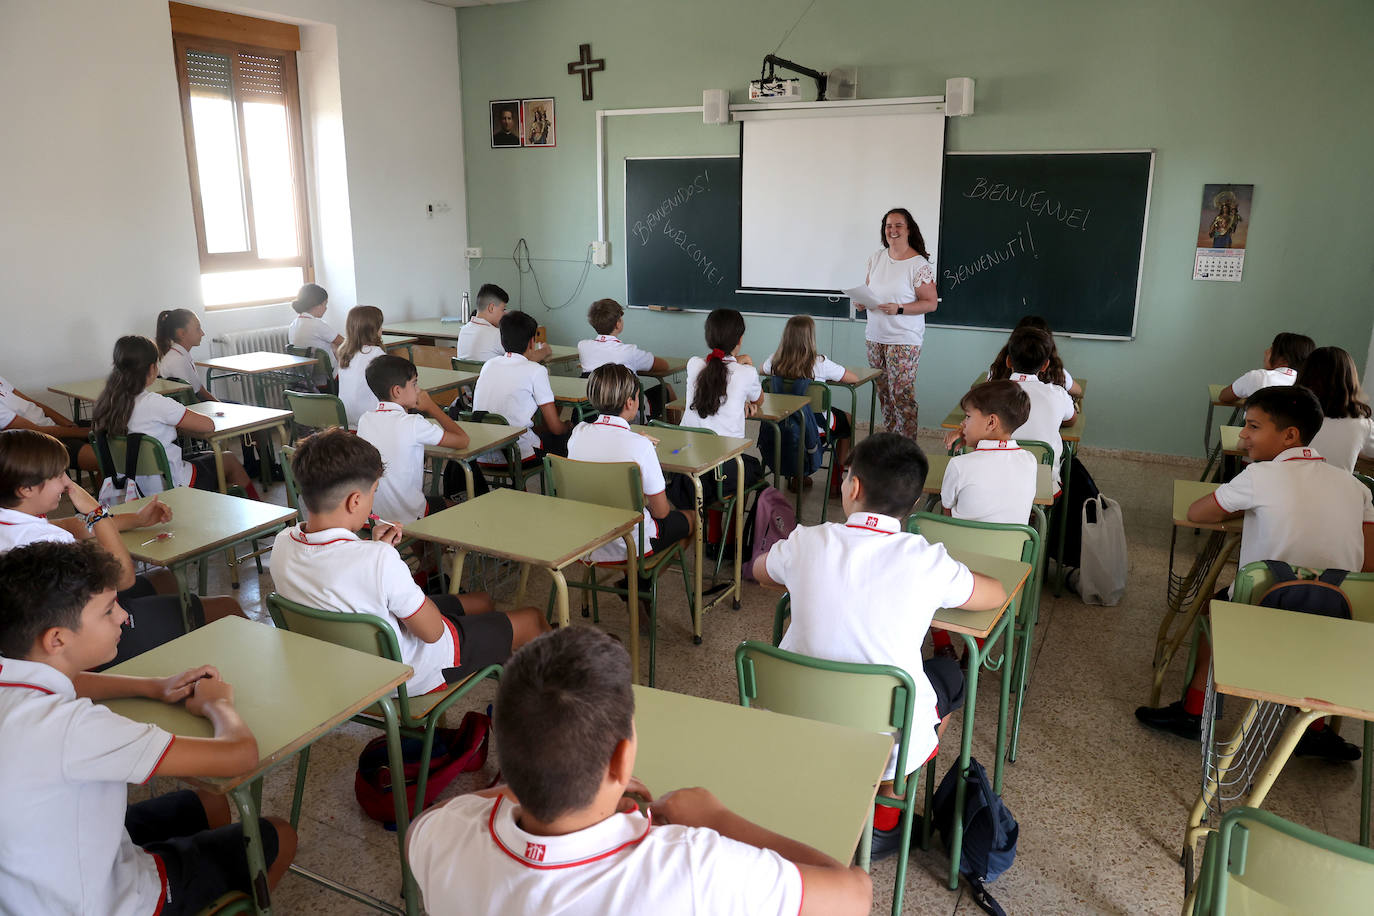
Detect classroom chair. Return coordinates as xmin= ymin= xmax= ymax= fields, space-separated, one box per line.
xmin=906 ymin=511 xmax=1042 ymax=767
xmin=542 ymin=456 xmax=691 ymax=687
xmin=1190 ymin=807 xmax=1374 ymax=916
xmin=459 ymin=410 xmax=541 ymax=493
xmin=285 ymin=344 xmax=337 ymax=395
xmin=266 ymin=593 xmax=502 ymax=916
xmin=765 ymin=376 xmax=839 ymax=521
xmin=449 ymin=356 xmax=483 ymax=410
xmin=278 ymin=445 xmax=301 ymax=510
xmin=409 ymin=344 xmax=454 ymax=370
xmin=283 ymin=389 xmax=349 ymax=439
xmin=737 ymin=636 xmax=933 ymax=916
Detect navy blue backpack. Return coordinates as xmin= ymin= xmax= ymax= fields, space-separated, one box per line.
xmin=756 ymin=376 xmax=821 ymax=478
xmin=933 ymin=755 xmax=1019 ymax=915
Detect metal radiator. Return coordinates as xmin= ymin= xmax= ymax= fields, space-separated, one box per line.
xmin=211 ymin=326 xmax=292 ymax=408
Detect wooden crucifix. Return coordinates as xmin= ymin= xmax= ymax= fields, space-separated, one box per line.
xmin=567 ymin=43 xmax=605 ymax=101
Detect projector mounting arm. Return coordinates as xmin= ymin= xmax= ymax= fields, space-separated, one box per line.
xmin=760 ymin=54 xmax=828 ymax=101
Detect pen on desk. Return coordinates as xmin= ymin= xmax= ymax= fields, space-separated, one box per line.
xmin=670 ymin=447 xmax=682 ymax=455
xmin=140 ymin=532 xmax=173 ymax=546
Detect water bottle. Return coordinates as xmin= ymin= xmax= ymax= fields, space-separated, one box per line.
xmin=461 ymin=291 xmax=471 ymax=323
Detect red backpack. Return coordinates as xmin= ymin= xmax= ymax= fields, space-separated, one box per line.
xmin=354 ymin=710 xmax=490 ymax=827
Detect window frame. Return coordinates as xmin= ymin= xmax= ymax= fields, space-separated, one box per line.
xmin=172 ymin=33 xmax=314 ymax=310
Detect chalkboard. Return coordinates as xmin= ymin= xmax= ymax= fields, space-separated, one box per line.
xmin=625 ymin=157 xmax=847 ymax=318
xmin=935 ymin=151 xmax=1153 ymax=339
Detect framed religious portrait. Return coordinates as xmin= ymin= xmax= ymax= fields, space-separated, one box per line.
xmin=489 ymin=99 xmax=521 ymax=148
xmin=522 ymin=97 xmax=555 ymax=148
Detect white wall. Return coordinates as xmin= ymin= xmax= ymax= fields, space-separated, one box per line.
xmin=0 ymin=0 xmax=467 ymax=409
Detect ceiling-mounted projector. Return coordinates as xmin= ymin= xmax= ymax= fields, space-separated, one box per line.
xmin=749 ymin=78 xmax=801 ymax=100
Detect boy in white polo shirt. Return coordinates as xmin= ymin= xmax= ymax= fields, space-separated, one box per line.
xmin=0 ymin=540 xmax=297 ymax=915
xmin=753 ymin=432 xmax=1006 ymax=857
xmin=1002 ymin=326 xmax=1077 ymax=489
xmin=0 ymin=371 xmax=99 ymax=471
xmin=407 ymin=626 xmax=872 ymax=916
xmin=1137 ymin=385 xmax=1374 ymax=759
xmin=578 ymin=298 xmax=674 ymax=417
xmin=473 ymin=310 xmax=572 ymax=465
xmin=356 ymin=354 xmax=479 ymax=521
xmin=940 ymin=379 xmax=1037 ymax=524
xmin=1217 ymin=331 xmax=1313 ymax=405
xmin=270 ymin=430 xmax=547 ymax=695
xmin=458 ymin=284 xmax=552 ymax=364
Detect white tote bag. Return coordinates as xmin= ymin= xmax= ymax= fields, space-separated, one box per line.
xmin=1078 ymin=494 xmax=1127 ymax=606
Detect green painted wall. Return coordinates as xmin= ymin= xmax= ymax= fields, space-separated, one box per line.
xmin=456 ymin=0 xmax=1374 ymax=457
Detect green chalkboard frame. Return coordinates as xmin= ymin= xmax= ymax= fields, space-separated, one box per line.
xmin=934 ymin=150 xmax=1154 ymax=340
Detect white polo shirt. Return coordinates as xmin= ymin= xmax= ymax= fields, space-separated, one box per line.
xmin=0 ymin=656 xmax=175 ymax=916
xmin=1008 ymin=372 xmax=1077 ymax=486
xmin=567 ymin=415 xmax=663 ymax=562
xmin=577 ymin=335 xmax=655 ymax=374
xmin=126 ymin=389 xmax=192 ymax=491
xmin=473 ymin=353 xmax=555 ymax=461
xmin=456 ymin=317 xmax=504 ymax=362
xmin=941 ymin=440 xmax=1038 ymax=524
xmin=863 ymin=250 xmax=935 ymax=346
xmin=158 ymin=342 xmax=203 ymax=390
xmin=765 ymin=511 xmax=975 ymax=774
xmin=289 ymin=313 xmax=338 ymax=384
xmin=337 ymin=345 xmax=386 ymax=426
xmin=408 ymin=794 xmax=803 ymax=916
xmin=0 ymin=507 xmax=73 ymax=551
xmin=0 ymin=375 xmax=54 ymax=430
xmin=987 ymin=364 xmax=1075 ymax=393
xmin=269 ymin=524 xmax=458 ymax=694
xmin=681 ymin=356 xmax=762 ymax=440
xmin=1230 ymin=366 xmax=1297 ymax=399
xmin=355 ymin=401 xmax=446 ymax=522
xmin=1309 ymin=417 xmax=1374 ymax=474
xmin=1213 ymin=445 xmax=1374 ymax=574
xmin=759 ymin=353 xmax=847 ymax=384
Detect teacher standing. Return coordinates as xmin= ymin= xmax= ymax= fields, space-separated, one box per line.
xmin=860 ymin=207 xmax=938 ymax=441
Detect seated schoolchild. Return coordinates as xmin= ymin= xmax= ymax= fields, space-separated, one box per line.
xmin=940 ymin=380 xmax=1037 ymax=524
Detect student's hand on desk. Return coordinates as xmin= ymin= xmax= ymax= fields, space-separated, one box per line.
xmin=370 ymin=520 xmax=404 ymax=545
xmin=133 ymin=496 xmax=172 ymax=528
xmin=530 ymin=342 xmax=552 ymax=363
xmin=650 ymin=786 xmax=725 ymax=829
xmin=642 ymin=434 xmax=660 ymax=446
xmin=154 ymin=665 xmax=220 ymax=704
xmin=186 ymin=675 xmax=235 ymax=715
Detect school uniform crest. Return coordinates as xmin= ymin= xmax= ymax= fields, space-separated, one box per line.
xmin=524 ymin=842 xmax=546 ymax=862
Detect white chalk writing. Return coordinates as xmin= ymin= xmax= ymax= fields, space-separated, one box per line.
xmin=942 ymin=222 xmax=1038 ymax=289
xmin=631 ymin=169 xmax=713 ymax=245
xmin=661 ymin=218 xmax=724 ymax=286
xmin=961 ymin=178 xmax=1090 ymax=231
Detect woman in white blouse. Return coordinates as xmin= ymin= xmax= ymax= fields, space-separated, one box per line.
xmin=859 ymin=208 xmax=938 ymax=441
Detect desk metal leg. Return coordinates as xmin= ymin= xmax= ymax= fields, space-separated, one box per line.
xmin=447 ymin=549 xmax=468 ymax=596
xmin=622 ymin=536 xmax=640 ymax=684
xmin=1053 ymin=443 xmax=1073 ymax=596
xmin=172 ymin=564 xmax=194 ymax=632
xmin=1364 ymin=722 xmax=1373 ymax=847
xmin=1151 ymin=532 xmax=1239 ymax=706
xmin=228 ymin=781 xmax=273 ymax=915
xmin=1009 ymin=506 xmax=1050 ymax=762
xmin=550 ymin=568 xmax=570 ymax=627
xmin=690 ymin=473 xmax=705 ymax=639
xmin=732 ymin=456 xmax=744 ymax=611
xmin=993 ymin=607 xmax=1016 ymax=795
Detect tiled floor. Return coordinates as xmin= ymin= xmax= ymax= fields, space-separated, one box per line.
xmin=138 ymin=431 xmax=1371 ymax=914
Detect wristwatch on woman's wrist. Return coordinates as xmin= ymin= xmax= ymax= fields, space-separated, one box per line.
xmin=896 ymin=306 xmax=905 ymax=315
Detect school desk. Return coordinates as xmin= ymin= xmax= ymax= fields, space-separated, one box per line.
xmin=827 ymin=364 xmax=882 ymax=447
xmin=414 ymin=366 xmax=476 ymax=399
xmin=1184 ymin=602 xmax=1374 ymax=883
xmin=1201 ymin=384 xmax=1244 ymax=482
xmin=1150 ymin=480 xmax=1244 ymax=707
xmin=637 ymin=355 xmax=688 ymax=379
xmin=931 ymin=548 xmax=1032 ymax=890
xmin=755 ymin=392 xmax=813 ymax=518
xmin=112 ymin=487 xmax=296 ymax=625
xmin=403 ymin=488 xmax=646 ymax=679
xmin=548 ymin=375 xmax=594 ymax=421
xmin=380 ymin=333 xmax=416 ymax=359
xmin=421 ymin=418 xmax=524 ymax=500
xmin=381 ymin=318 xmax=580 ymax=363
xmin=632 ymin=685 xmax=893 ymax=865
xmin=197 ymin=351 xmax=318 ymax=406
xmin=101 ymin=616 xmax=411 ymax=916
xmin=184 ymin=402 xmax=292 ymax=493
xmin=48 ymin=376 xmax=190 ymax=423
xmin=633 ymin=423 xmax=751 ymax=641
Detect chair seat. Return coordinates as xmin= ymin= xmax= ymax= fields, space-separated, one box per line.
xmin=583 ymin=536 xmax=690 ymax=573
xmin=359 ymin=670 xmax=478 ymax=722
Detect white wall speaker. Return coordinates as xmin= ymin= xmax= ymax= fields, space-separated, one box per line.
xmin=703 ymin=89 xmax=730 ymax=125
xmin=945 ymin=77 xmax=975 ymax=117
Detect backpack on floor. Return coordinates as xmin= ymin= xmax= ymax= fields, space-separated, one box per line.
xmin=756 ymin=376 xmax=821 ymax=479
xmin=1046 ymin=455 xmax=1100 ymax=569
xmin=932 ymin=756 xmax=1018 ymax=915
xmin=354 ymin=710 xmax=490 ymax=827
xmin=743 ymin=486 xmax=797 ymax=582
xmin=1255 ymin=560 xmax=1351 ymax=619
xmin=1078 ymin=494 xmax=1128 ymax=606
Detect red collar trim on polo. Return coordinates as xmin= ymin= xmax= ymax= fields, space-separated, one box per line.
xmin=594 ymin=335 xmax=623 ymax=344
xmin=1276 ymin=446 xmax=1324 ymax=462
xmin=487 ymin=796 xmax=651 ymax=870
xmin=0 ymin=659 xmax=70 ymax=697
xmin=288 ymin=524 xmax=361 ymax=547
xmin=503 ymin=352 xmax=531 ymax=364
xmin=374 ymin=401 xmax=404 ymax=414
xmin=170 ymin=342 xmax=190 ymax=357
xmin=1010 ymin=373 xmax=1035 ymax=383
xmin=471 ymin=316 xmax=496 ymax=329
xmin=594 ymin=414 xmax=632 ymax=431
xmin=974 ymin=440 xmax=1020 ymax=451
xmin=843 ymin=511 xmax=901 ymax=534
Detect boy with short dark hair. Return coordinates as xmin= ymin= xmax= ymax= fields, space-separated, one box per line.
xmin=0 ymin=540 xmax=297 ymax=914
xmin=578 ymin=298 xmax=674 ymax=416
xmin=1003 ymin=326 xmax=1077 ymax=489
xmin=1137 ymin=385 xmax=1374 ymax=758
xmin=940 ymin=379 xmax=1037 ymax=524
xmin=473 ymin=311 xmax=572 ymax=463
xmin=407 ymin=626 xmax=872 ymax=915
xmin=753 ymin=432 xmax=1006 ymax=855
xmin=357 ymin=354 xmax=473 ymax=521
xmin=459 ymin=284 xmax=552 ymax=364
xmin=270 ymin=430 xmax=547 ymax=696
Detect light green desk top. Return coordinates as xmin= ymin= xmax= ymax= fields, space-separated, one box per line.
xmin=381 ymin=333 xmax=418 ymax=349
xmin=196 ymin=351 xmax=316 ymax=374
xmin=632 ymin=685 xmax=891 ymax=865
xmin=1211 ymin=601 xmax=1374 ymax=720
xmin=49 ymin=377 xmax=189 ymax=403
xmin=416 ymin=366 xmax=476 ymax=394
xmin=404 ymin=487 xmax=640 ymax=569
xmin=423 ymin=419 xmax=524 ymax=462
xmin=933 ymin=549 xmax=1031 ymax=638
xmin=639 ymin=356 xmax=688 ymax=379
xmin=1172 ymin=480 xmax=1242 ymax=532
xmin=1220 ymin=425 xmax=1243 ymax=456
xmin=101 ymin=616 xmax=411 ymax=792
xmin=543 ymin=344 xmax=579 ymax=366
xmin=111 ymin=487 xmax=296 ymax=566
xmin=631 ymin=424 xmax=752 ymax=476
xmin=835 ymin=365 xmax=883 ymax=387
xmin=549 ymin=375 xmax=589 ymax=404
xmin=185 ymin=401 xmax=292 ymax=438
xmin=1209 ymin=383 xmax=1229 ymax=405
xmin=381 ymin=318 xmax=466 ymax=340
xmin=925 ymin=453 xmax=1055 ymax=506
xmin=756 ymin=392 xmax=811 ymax=422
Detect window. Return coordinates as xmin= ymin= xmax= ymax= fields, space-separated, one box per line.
xmin=171 ymin=5 xmax=312 ymax=309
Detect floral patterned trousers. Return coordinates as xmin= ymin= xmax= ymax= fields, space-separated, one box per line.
xmin=866 ymin=341 xmax=922 ymax=442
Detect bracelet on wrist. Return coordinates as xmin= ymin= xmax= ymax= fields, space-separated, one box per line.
xmin=81 ymin=506 xmax=112 ymax=531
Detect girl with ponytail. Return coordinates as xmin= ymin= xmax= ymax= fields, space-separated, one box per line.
xmin=154 ymin=308 xmax=216 ymax=402
xmin=682 ymin=309 xmax=765 ymax=494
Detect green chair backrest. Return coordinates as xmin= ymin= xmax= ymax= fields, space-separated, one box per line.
xmin=1231 ymin=561 xmax=1374 ymax=623
xmin=89 ymin=432 xmax=175 ymax=490
xmin=284 ymin=390 xmax=348 ymax=431
xmin=543 ymin=456 xmax=645 ymax=552
xmin=736 ymin=640 xmax=919 ymax=795
xmin=1013 ymin=439 xmax=1055 ymax=466
xmin=1205 ymin=807 xmax=1374 ymax=915
xmin=906 ymin=511 xmax=1038 ymax=567
xmin=286 ymin=343 xmax=333 ymax=375
xmin=279 ymin=445 xmax=301 ymax=509
xmin=766 ymin=376 xmax=831 ymax=415
xmin=452 ymin=357 xmax=485 ymax=374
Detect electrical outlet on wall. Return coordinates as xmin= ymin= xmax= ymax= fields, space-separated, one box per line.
xmin=465 ymin=247 xmax=482 ymax=259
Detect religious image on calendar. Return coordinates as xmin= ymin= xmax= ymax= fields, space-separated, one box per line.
xmin=1193 ymin=183 xmax=1253 ymax=282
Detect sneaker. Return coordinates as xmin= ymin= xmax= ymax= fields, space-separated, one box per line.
xmin=933 ymin=643 xmax=959 ymax=663
xmin=1134 ymin=701 xmax=1203 ymax=740
xmin=1295 ymin=727 xmax=1362 ymax=762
